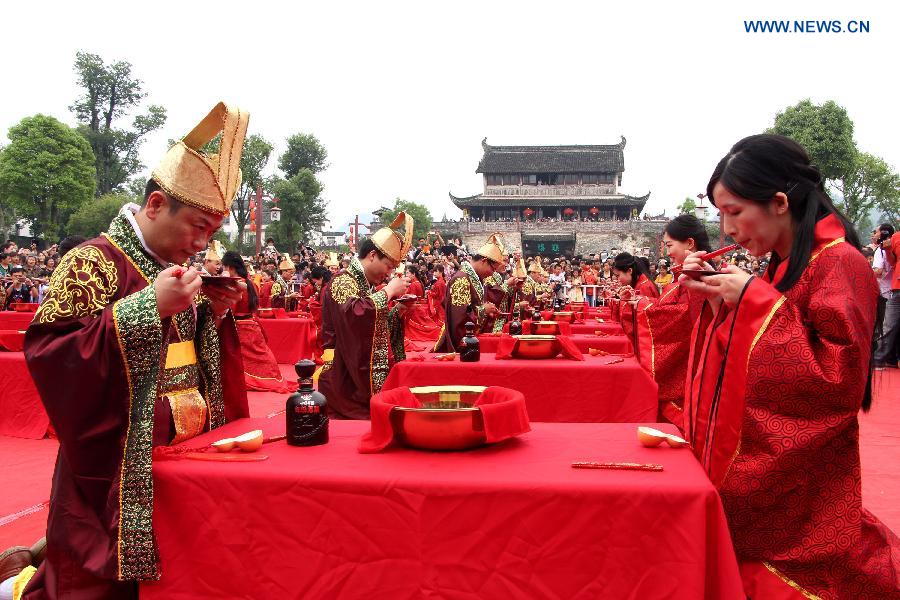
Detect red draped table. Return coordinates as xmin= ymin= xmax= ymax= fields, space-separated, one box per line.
xmin=0 ymin=352 xmax=49 ymax=439
xmin=256 ymin=317 xmax=317 ymax=363
xmin=478 ymin=333 xmax=631 ymax=355
xmin=383 ymin=353 xmax=657 ymax=423
xmin=568 ymin=319 xmax=622 ymax=335
xmin=141 ymin=419 xmax=743 ymax=599
xmin=0 ymin=311 xmax=36 ymax=331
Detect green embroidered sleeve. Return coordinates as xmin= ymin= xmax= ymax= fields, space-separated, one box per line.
xmin=111 ymin=285 xmax=164 ymax=581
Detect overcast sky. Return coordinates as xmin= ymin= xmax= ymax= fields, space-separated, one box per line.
xmin=2 ymin=0 xmax=897 ymax=232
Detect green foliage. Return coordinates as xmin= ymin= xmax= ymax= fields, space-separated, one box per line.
xmin=268 ymin=169 xmax=327 ymax=250
xmin=70 ymin=51 xmax=167 ymax=195
xmin=769 ymin=99 xmax=899 ymax=230
xmin=769 ymin=99 xmax=856 ymax=180
xmin=278 ymin=133 xmax=328 ymax=177
xmin=879 ymin=196 xmax=900 ymax=229
xmin=0 ymin=114 xmax=96 ymax=239
xmin=833 ymin=153 xmax=900 ymax=234
xmin=211 ymin=229 xmax=233 ymax=248
xmin=379 ymin=198 xmax=433 ymax=241
xmin=676 ymin=197 xmax=697 ymax=215
xmin=204 ymin=133 xmax=274 ymax=251
xmin=66 ymin=193 xmax=132 ymax=238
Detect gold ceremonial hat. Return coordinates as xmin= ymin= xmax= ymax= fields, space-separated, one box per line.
xmin=205 ymin=240 xmax=225 ymax=262
xmin=371 ymin=212 xmax=414 ymax=263
xmin=324 ymin=252 xmax=339 ymax=268
xmin=279 ymin=254 xmax=295 ymax=271
xmin=152 ymin=102 xmax=249 ymax=216
xmin=477 ymin=233 xmax=506 ymax=265
xmin=528 ymin=260 xmax=541 ymax=273
xmin=512 ymin=258 xmax=527 ymax=278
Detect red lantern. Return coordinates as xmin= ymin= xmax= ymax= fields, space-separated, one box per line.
xmin=523 ymin=208 xmax=535 ymax=218
xmin=563 ymin=208 xmax=575 ymax=216
xmin=589 ymin=207 xmax=599 ymax=215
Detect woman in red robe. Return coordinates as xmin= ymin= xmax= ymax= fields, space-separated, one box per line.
xmin=631 ymin=215 xmax=712 ymax=426
xmin=223 ymin=252 xmax=294 ymax=393
xmin=612 ymin=252 xmax=659 ymax=299
xmin=427 ymin=264 xmax=446 ymax=321
xmin=681 ymin=134 xmax=899 ymax=599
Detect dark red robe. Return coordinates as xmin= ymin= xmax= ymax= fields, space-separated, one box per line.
xmin=482 ymin=272 xmax=512 ymax=333
xmin=684 ymin=214 xmax=900 ymax=598
xmin=318 ymin=257 xmax=405 ymax=419
xmin=433 ymin=262 xmax=486 ymax=352
xmin=22 ymin=207 xmax=248 ymax=599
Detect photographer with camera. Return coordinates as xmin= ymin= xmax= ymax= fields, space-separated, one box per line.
xmin=3 ymin=266 xmax=38 ymax=310
xmin=873 ymin=223 xmax=898 ymax=369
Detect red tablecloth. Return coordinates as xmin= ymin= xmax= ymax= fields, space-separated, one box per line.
xmin=257 ymin=317 xmax=317 ymax=363
xmin=383 ymin=353 xmax=657 ymax=423
xmin=478 ymin=333 xmax=632 ymax=355
xmin=0 ymin=352 xmax=49 ymax=439
xmin=0 ymin=311 xmax=36 ymax=331
xmin=569 ymin=320 xmax=623 ymax=335
xmin=141 ymin=419 xmax=743 ymax=599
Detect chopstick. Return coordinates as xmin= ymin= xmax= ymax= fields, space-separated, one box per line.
xmin=572 ymin=461 xmax=663 ymax=472
xmin=671 ymin=243 xmax=739 ymax=275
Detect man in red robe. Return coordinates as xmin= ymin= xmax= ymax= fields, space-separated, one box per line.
xmin=318 ymin=213 xmax=413 ymax=419
xmin=7 ymin=103 xmax=251 ymax=600
xmin=433 ymin=234 xmax=505 ymax=351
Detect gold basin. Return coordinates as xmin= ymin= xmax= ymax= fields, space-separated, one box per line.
xmin=512 ymin=334 xmax=561 ymax=359
xmin=553 ymin=311 xmax=575 ymax=323
xmin=531 ymin=321 xmax=561 ymax=335
xmin=390 ymin=385 xmax=488 ymax=450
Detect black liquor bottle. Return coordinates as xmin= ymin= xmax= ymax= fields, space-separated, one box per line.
xmin=459 ymin=321 xmax=480 ymax=362
xmin=532 ymin=308 xmax=542 ymax=323
xmin=286 ymin=359 xmax=329 ymax=446
xmin=508 ymin=305 xmax=523 ymax=336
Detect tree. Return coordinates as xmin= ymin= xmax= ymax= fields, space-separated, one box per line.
xmin=0 ymin=114 xmax=96 ymax=239
xmin=769 ymin=99 xmax=856 ymax=180
xmin=769 ymin=99 xmax=899 ymax=232
xmin=379 ymin=198 xmax=433 ymax=242
xmin=676 ymin=197 xmax=697 ymax=215
xmin=268 ymin=169 xmax=327 ymax=250
xmin=879 ymin=196 xmax=900 ymax=229
xmin=278 ymin=133 xmax=328 ymax=177
xmin=66 ymin=193 xmax=132 ymax=238
xmin=832 ymin=153 xmax=900 ymax=234
xmin=204 ymin=133 xmax=274 ymax=251
xmin=70 ymin=51 xmax=167 ymax=195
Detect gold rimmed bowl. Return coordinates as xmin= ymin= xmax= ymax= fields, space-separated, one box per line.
xmin=512 ymin=334 xmax=561 ymax=359
xmin=531 ymin=321 xmax=561 ymax=335
xmin=390 ymin=385 xmax=488 ymax=450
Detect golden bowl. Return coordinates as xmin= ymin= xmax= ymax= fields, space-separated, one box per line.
xmin=531 ymin=321 xmax=561 ymax=335
xmin=553 ymin=311 xmax=575 ymax=323
xmin=512 ymin=335 xmax=561 ymax=359
xmin=390 ymin=385 xmax=488 ymax=451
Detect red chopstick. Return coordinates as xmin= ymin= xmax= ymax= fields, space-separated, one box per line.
xmin=671 ymin=243 xmax=739 ymax=275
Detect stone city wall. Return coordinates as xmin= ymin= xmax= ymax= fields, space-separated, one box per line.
xmin=433 ymin=220 xmax=667 ymax=257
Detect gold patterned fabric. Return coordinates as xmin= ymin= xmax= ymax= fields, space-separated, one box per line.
xmin=330 ymin=273 xmax=360 ymax=305
xmin=36 ymin=245 xmax=119 ymax=324
xmin=450 ymin=276 xmax=472 ymax=307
